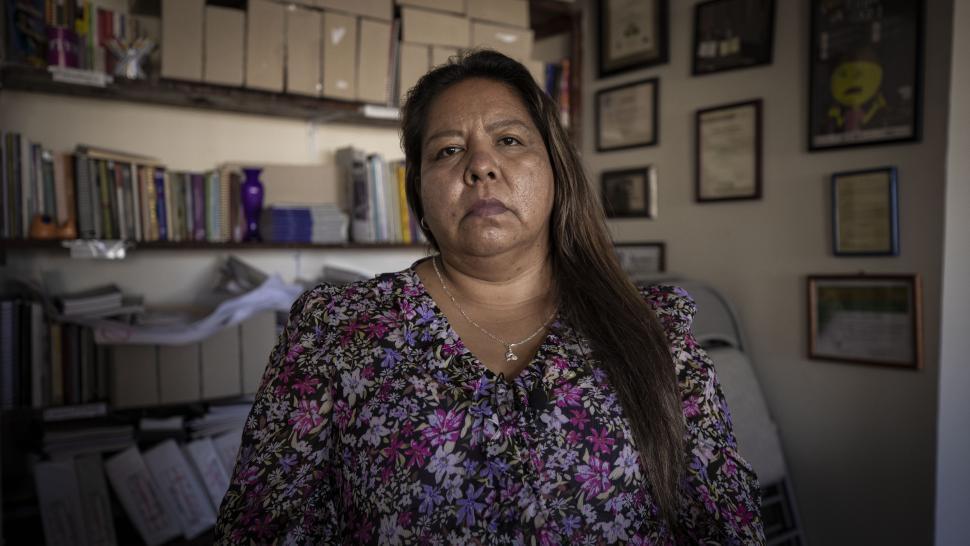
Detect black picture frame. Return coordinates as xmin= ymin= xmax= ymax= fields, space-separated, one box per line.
xmin=808 ymin=0 xmax=924 ymax=151
xmin=601 ymin=166 xmax=657 ymax=219
xmin=832 ymin=167 xmax=900 ymax=256
xmin=595 ymin=78 xmax=659 ymax=152
xmin=692 ymin=0 xmax=775 ymax=76
xmin=694 ymin=99 xmax=763 ymax=202
xmin=808 ymin=274 xmax=923 ymax=369
xmin=614 ymin=242 xmax=667 ymax=279
xmin=598 ymin=0 xmax=669 ymax=78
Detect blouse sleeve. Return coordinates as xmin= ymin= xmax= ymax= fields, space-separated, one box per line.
xmin=214 ymin=285 xmax=343 ymax=544
xmin=645 ymin=285 xmax=765 ymax=545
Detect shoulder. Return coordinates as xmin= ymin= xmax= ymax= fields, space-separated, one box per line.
xmin=292 ymin=268 xmax=415 ymax=325
xmin=638 ymin=283 xmax=696 ymax=341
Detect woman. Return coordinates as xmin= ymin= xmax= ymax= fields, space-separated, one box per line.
xmin=215 ymin=50 xmax=763 ymax=544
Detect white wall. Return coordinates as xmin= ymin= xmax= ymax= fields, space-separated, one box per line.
xmin=935 ymin=0 xmax=970 ymax=543
xmin=0 ymin=90 xmax=426 ymax=303
xmin=581 ymin=1 xmax=952 ymax=544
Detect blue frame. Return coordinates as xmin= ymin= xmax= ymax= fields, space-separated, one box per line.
xmin=831 ymin=167 xmax=899 ymax=256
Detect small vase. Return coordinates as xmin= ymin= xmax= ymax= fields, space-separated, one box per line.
xmin=241 ymin=167 xmax=264 ymax=242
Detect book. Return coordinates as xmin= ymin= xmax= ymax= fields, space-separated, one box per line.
xmin=41 ymin=148 xmax=56 ymax=218
xmin=34 ymin=459 xmax=86 ymax=545
xmin=182 ymin=437 xmax=230 ymax=511
xmin=336 ymin=147 xmax=374 ymax=243
xmin=75 ymin=453 xmax=119 ymax=546
xmin=142 ymin=439 xmax=217 ymax=540
xmin=213 ymin=431 xmax=242 ymax=477
xmin=74 ymin=152 xmax=96 ymax=238
xmin=104 ymin=446 xmax=181 ymax=546
xmin=191 ymin=173 xmax=206 ymax=241
xmin=129 ymin=163 xmax=142 ymax=241
xmin=57 ymin=284 xmax=123 ymax=316
xmin=153 ymin=167 xmax=167 ymax=241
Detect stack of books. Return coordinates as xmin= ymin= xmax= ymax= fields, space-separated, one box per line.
xmin=261 ymin=203 xmax=348 ymax=244
xmin=43 ymin=423 xmax=136 ymax=458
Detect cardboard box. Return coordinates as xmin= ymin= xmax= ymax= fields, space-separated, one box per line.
xmin=357 ymin=18 xmax=392 ymax=104
xmin=203 ymin=6 xmax=244 ymax=86
xmin=524 ymin=59 xmax=545 ymax=86
xmin=467 ymin=0 xmax=528 ymax=28
xmin=245 ymin=0 xmax=285 ymax=92
xmin=401 ymin=7 xmax=470 ymax=48
xmin=161 ymin=0 xmax=204 ymax=81
xmin=286 ymin=6 xmax=322 ymax=96
xmin=397 ymin=0 xmax=465 ymax=15
xmin=314 ymin=0 xmax=392 ymax=21
xmin=431 ymin=46 xmax=459 ymax=68
xmin=321 ymin=12 xmax=358 ymax=100
xmin=471 ymin=21 xmax=533 ymax=60
xmin=399 ymin=42 xmax=430 ymax=104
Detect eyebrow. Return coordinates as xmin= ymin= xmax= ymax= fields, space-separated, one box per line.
xmin=423 ymin=118 xmax=533 ymax=147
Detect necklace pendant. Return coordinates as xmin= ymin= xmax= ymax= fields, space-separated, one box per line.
xmin=505 ymin=346 xmax=518 ymax=362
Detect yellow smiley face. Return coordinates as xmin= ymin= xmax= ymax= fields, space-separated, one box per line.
xmin=830 ymin=61 xmax=883 ymax=107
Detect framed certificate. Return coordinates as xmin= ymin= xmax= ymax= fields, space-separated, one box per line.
xmin=596 ymin=78 xmax=659 ymax=152
xmin=614 ymin=242 xmax=667 ymax=280
xmin=695 ymin=99 xmax=762 ymax=202
xmin=692 ymin=0 xmax=775 ymax=76
xmin=598 ymin=0 xmax=669 ymax=77
xmin=808 ymin=0 xmax=923 ymax=151
xmin=832 ymin=167 xmax=899 ymax=256
xmin=601 ymin=166 xmax=658 ymax=219
xmin=808 ymin=274 xmax=922 ymax=369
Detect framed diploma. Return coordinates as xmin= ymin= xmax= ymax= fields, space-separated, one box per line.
xmin=832 ymin=167 xmax=899 ymax=256
xmin=692 ymin=0 xmax=775 ymax=76
xmin=598 ymin=0 xmax=669 ymax=77
xmin=695 ymin=99 xmax=762 ymax=202
xmin=808 ymin=0 xmax=923 ymax=151
xmin=596 ymin=78 xmax=659 ymax=152
xmin=614 ymin=242 xmax=667 ymax=280
xmin=601 ymin=166 xmax=658 ymax=219
xmin=808 ymin=274 xmax=923 ymax=369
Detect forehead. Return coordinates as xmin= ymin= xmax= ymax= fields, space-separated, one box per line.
xmin=424 ymin=78 xmax=534 ymax=133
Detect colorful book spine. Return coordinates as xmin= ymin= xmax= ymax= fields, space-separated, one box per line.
xmin=98 ymin=160 xmax=113 ymax=238
xmin=112 ymin=161 xmax=127 ymax=240
xmin=206 ymin=171 xmax=220 ymax=242
xmin=396 ymin=162 xmax=411 ymax=244
xmin=129 ymin=163 xmax=142 ymax=241
xmin=191 ymin=173 xmax=206 ymax=241
xmin=153 ymin=167 xmax=167 ymax=241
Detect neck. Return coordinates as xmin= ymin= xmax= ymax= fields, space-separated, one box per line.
xmin=436 ymin=249 xmax=555 ymax=311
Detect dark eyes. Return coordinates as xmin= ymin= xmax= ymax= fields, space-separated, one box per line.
xmin=433 ymin=137 xmax=523 ymax=159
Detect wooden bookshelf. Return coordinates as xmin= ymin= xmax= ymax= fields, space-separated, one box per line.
xmin=0 ymin=63 xmax=399 ymax=127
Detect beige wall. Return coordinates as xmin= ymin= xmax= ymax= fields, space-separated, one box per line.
xmin=935 ymin=0 xmax=970 ymax=543
xmin=582 ymin=0 xmax=951 ymax=544
xmin=0 ymin=91 xmax=425 ymax=303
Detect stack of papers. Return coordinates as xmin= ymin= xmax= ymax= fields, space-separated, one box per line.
xmin=186 ymin=403 xmax=251 ymax=439
xmin=43 ymin=424 xmax=135 ymax=458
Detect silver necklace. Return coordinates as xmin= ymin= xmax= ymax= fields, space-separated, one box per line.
xmin=432 ymin=256 xmax=557 ymax=362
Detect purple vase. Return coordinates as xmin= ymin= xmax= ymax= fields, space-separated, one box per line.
xmin=241 ymin=167 xmax=264 ymax=242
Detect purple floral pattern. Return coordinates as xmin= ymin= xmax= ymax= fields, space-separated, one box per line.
xmin=215 ymin=265 xmax=764 ymax=544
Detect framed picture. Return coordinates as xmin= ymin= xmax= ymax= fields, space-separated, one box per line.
xmin=808 ymin=274 xmax=922 ymax=369
xmin=832 ymin=167 xmax=899 ymax=256
xmin=692 ymin=0 xmax=775 ymax=75
xmin=695 ymin=99 xmax=762 ymax=202
xmin=598 ymin=0 xmax=669 ymax=77
xmin=601 ymin=167 xmax=658 ymax=219
xmin=596 ymin=78 xmax=659 ymax=152
xmin=614 ymin=242 xmax=666 ymax=280
xmin=808 ymin=0 xmax=923 ymax=151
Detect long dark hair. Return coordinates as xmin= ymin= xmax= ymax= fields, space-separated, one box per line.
xmin=400 ymin=50 xmax=685 ymax=521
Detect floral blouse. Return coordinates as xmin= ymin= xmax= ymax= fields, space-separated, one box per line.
xmin=215 ymin=263 xmax=764 ymax=545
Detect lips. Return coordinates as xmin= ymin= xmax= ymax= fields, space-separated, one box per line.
xmin=467 ymin=198 xmax=509 ymax=217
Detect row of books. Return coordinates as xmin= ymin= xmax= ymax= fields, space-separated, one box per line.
xmin=336 ymin=146 xmax=426 ymax=244
xmin=35 ymin=429 xmax=243 ymax=546
xmin=0 ymin=298 xmax=110 ymax=409
xmin=7 ymin=0 xmax=146 ymax=74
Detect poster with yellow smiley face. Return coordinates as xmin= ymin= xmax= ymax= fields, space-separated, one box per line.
xmin=809 ymin=0 xmax=922 ymax=151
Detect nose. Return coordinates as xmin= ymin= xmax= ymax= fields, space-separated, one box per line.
xmin=463 ymin=147 xmax=499 ymax=186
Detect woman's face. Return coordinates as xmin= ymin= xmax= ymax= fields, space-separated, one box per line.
xmin=419 ymin=78 xmax=555 ymax=259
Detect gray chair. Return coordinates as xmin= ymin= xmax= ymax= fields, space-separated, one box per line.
xmin=652 ymin=279 xmax=806 ymax=545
